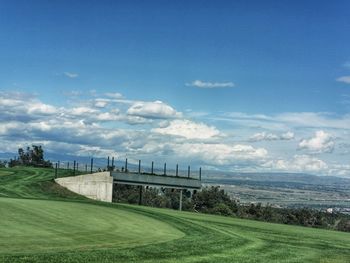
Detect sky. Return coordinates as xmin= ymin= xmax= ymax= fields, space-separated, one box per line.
xmin=0 ymin=0 xmax=350 ymax=176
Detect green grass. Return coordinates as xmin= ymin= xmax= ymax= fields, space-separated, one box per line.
xmin=1 ymin=167 xmax=350 ymax=262
xmin=0 ymin=167 xmax=86 ymax=200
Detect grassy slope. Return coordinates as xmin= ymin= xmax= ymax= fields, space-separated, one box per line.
xmin=0 ymin=198 xmax=184 ymax=254
xmin=1 ymin=167 xmax=350 ymax=263
xmin=0 ymin=167 xmax=85 ymax=200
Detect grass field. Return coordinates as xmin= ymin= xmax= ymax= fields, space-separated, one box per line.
xmin=1 ymin=167 xmax=350 ymax=262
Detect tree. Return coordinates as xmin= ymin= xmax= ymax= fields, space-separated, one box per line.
xmin=0 ymin=160 xmax=7 ymax=168
xmin=192 ymin=186 xmax=238 ymax=214
xmin=9 ymin=145 xmax=52 ymax=168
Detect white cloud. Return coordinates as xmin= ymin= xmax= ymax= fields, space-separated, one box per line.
xmin=250 ymin=131 xmax=294 ymax=142
xmin=105 ymin=92 xmax=123 ymax=99
xmin=249 ymin=131 xmax=294 ymax=142
xmin=94 ymin=99 xmax=110 ymax=108
xmin=280 ymin=131 xmax=295 ymax=140
xmin=337 ymin=76 xmax=350 ymax=84
xmin=95 ymin=112 xmax=119 ymax=121
xmin=215 ymin=112 xmax=350 ymax=130
xmin=1 ymin=91 xmax=349 ymax=176
xmin=64 ymin=72 xmax=79 ymax=78
xmin=174 ymin=143 xmax=268 ymax=165
xmin=267 ymin=155 xmax=328 ymax=173
xmin=27 ymin=102 xmax=57 ymax=115
xmin=250 ymin=132 xmax=278 ymax=141
xmin=70 ymin=106 xmax=98 ymax=116
xmin=127 ymin=100 xmax=181 ymax=119
xmin=299 ymin=130 xmax=335 ymax=153
xmin=186 ymin=80 xmax=234 ymax=88
xmin=0 ymin=96 xmax=58 ymax=118
xmin=152 ymin=119 xmax=220 ymax=139
xmin=0 ymin=122 xmax=24 ymax=135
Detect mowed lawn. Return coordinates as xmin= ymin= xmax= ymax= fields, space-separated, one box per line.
xmin=1 ymin=167 xmax=350 ymax=262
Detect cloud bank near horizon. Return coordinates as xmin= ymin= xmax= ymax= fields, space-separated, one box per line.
xmin=0 ymin=91 xmax=349 ymax=177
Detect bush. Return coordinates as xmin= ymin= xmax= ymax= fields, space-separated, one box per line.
xmin=212 ymin=203 xmax=234 ymax=216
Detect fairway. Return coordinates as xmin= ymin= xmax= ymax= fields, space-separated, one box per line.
xmin=1 ymin=167 xmax=350 ymax=262
xmin=0 ymin=198 xmax=184 ymax=254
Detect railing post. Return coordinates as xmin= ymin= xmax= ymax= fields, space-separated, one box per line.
xmin=179 ymin=189 xmax=183 ymax=211
xmin=138 ymin=186 xmax=143 ymax=205
xmin=55 ymin=163 xmax=58 ymax=178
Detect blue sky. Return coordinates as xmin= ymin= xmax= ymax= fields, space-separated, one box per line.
xmin=0 ymin=0 xmax=350 ymax=176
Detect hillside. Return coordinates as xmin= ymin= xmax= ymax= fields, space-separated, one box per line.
xmin=1 ymin=167 xmax=350 ymax=262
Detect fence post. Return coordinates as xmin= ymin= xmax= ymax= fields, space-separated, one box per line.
xmin=125 ymin=158 xmax=128 ymax=172
xmin=73 ymin=160 xmax=76 ymax=176
xmin=107 ymin=156 xmax=110 ymax=170
xmin=85 ymin=164 xmax=87 ymax=173
xmin=176 ymin=164 xmax=178 ymax=177
xmin=138 ymin=160 xmax=141 ymax=174
xmin=55 ymin=163 xmax=58 ymax=178
xmin=188 ymin=165 xmax=190 ymax=178
xmin=164 ymin=163 xmax=166 ymax=175
xmin=67 ymin=162 xmax=69 ymax=170
xmin=151 ymin=161 xmax=154 ymax=174
xmin=138 ymin=186 xmax=143 ymax=205
xmin=179 ymin=189 xmax=183 ymax=211
xmin=112 ymin=156 xmax=114 ymax=170
xmin=199 ymin=167 xmax=202 ymax=181
xmin=90 ymin=158 xmax=93 ymax=174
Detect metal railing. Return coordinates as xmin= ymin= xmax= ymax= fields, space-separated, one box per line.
xmin=53 ymin=157 xmax=202 ymax=181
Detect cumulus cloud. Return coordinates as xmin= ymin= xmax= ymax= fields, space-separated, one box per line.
xmin=1 ymin=91 xmax=349 ymax=176
xmin=64 ymin=72 xmax=78 ymax=78
xmin=280 ymin=131 xmax=295 ymax=140
xmin=70 ymin=106 xmax=98 ymax=116
xmin=336 ymin=76 xmax=350 ymax=84
xmin=94 ymin=99 xmax=110 ymax=108
xmin=0 ymin=96 xmax=58 ymax=120
xmin=127 ymin=100 xmax=181 ymax=119
xmin=299 ymin=130 xmax=335 ymax=153
xmin=250 ymin=131 xmax=294 ymax=142
xmin=267 ymin=155 xmax=328 ymax=173
xmin=152 ymin=119 xmax=220 ymax=139
xmin=186 ymin=80 xmax=234 ymax=88
xmin=174 ymin=143 xmax=268 ymax=165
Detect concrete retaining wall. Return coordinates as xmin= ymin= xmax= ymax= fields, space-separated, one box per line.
xmin=55 ymin=172 xmax=113 ymax=202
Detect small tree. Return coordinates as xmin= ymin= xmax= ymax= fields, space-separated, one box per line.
xmin=0 ymin=160 xmax=7 ymax=168
xmin=9 ymin=145 xmax=52 ymax=168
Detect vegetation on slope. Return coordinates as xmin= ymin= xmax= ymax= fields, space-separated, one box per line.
xmin=115 ymin=183 xmax=350 ymax=232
